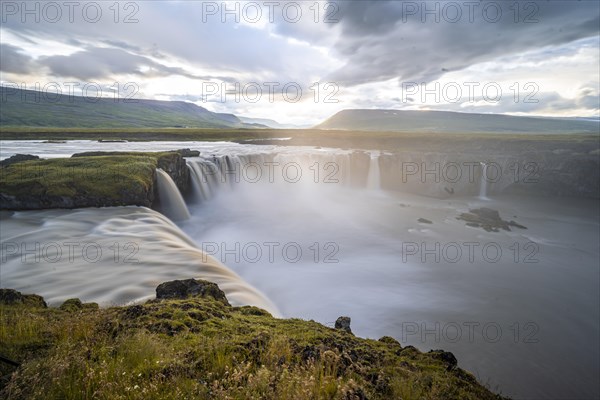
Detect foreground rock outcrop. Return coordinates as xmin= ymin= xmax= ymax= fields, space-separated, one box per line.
xmin=0 ymin=280 xmax=506 ymax=400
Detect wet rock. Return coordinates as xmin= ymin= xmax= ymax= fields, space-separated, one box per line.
xmin=156 ymin=279 xmax=230 ymax=305
xmin=335 ymin=316 xmax=353 ymax=334
xmin=172 ymin=148 xmax=200 ymax=157
xmin=0 ymin=154 xmax=39 ymax=168
xmin=0 ymin=288 xmax=47 ymax=308
xmin=457 ymin=207 xmax=527 ymax=232
xmin=417 ymin=218 xmax=433 ymax=224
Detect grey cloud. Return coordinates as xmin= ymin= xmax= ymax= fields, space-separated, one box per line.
xmin=0 ymin=43 xmax=36 ymax=74
xmin=325 ymin=0 xmax=600 ymax=86
xmin=40 ymin=47 xmax=228 ymax=82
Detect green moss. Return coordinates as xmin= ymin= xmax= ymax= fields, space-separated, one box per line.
xmin=0 ymin=296 xmax=507 ymax=400
xmin=0 ymin=152 xmax=186 ymax=210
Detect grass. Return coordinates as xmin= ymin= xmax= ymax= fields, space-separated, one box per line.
xmin=0 ymin=152 xmax=186 ymax=208
xmin=0 ymin=294 xmax=507 ymax=400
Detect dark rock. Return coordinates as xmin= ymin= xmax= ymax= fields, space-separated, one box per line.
xmin=156 ymin=153 xmax=190 ymax=195
xmin=59 ymin=298 xmax=97 ymax=312
xmin=301 ymin=345 xmax=320 ymax=362
xmin=0 ymin=154 xmax=39 ymax=168
xmin=0 ymin=288 xmax=22 ymax=305
xmin=428 ymin=349 xmax=458 ymax=371
xmin=417 ymin=218 xmax=433 ymax=224
xmin=156 ymin=279 xmax=230 ymax=305
xmin=0 ymin=288 xmax=47 ymax=308
xmin=123 ymin=304 xmax=147 ymax=319
xmin=457 ymin=207 xmax=527 ymax=232
xmin=60 ymin=298 xmax=83 ymax=312
xmin=24 ymin=294 xmax=46 ymax=308
xmin=172 ymin=148 xmax=200 ymax=157
xmin=508 ymin=220 xmax=527 ymax=229
xmin=335 ymin=316 xmax=353 ymax=334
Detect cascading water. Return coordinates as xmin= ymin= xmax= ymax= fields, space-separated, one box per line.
xmin=156 ymin=169 xmax=191 ymax=221
xmin=2 ymin=140 xmax=599 ymax=399
xmin=479 ymin=162 xmax=489 ymax=200
xmin=366 ymin=151 xmax=381 ymax=190
xmin=0 ymin=207 xmax=280 ymax=315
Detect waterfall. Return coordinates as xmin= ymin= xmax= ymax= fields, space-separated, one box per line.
xmin=479 ymin=162 xmax=489 ymax=200
xmin=366 ymin=151 xmax=381 ymax=190
xmin=0 ymin=207 xmax=279 ymax=315
xmin=156 ymin=169 xmax=191 ymax=221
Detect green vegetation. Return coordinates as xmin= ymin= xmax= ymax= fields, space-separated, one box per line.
xmin=0 ymin=152 xmax=184 ymax=209
xmin=0 ymin=155 xmax=155 ymax=198
xmin=0 ymin=88 xmax=259 ymax=129
xmin=0 ymin=292 xmax=506 ymax=399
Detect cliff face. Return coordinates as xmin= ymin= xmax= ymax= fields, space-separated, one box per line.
xmin=376 ymin=149 xmax=600 ymax=198
xmin=0 ymin=152 xmax=190 ymax=211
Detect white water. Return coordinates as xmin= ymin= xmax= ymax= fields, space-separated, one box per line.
xmin=156 ymin=169 xmax=191 ymax=221
xmin=479 ymin=162 xmax=489 ymax=200
xmin=1 ymin=140 xmax=598 ymax=399
xmin=0 ymin=207 xmax=279 ymax=315
xmin=366 ymin=151 xmax=381 ymax=190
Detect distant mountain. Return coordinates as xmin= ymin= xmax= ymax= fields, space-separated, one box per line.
xmin=0 ymin=87 xmax=260 ymax=129
xmin=315 ymin=109 xmax=600 ymax=134
xmin=238 ymin=116 xmax=310 ymax=129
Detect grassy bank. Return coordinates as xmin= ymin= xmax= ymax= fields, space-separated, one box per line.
xmin=0 ymin=152 xmax=185 ymax=210
xmin=0 ymin=286 xmax=506 ymax=400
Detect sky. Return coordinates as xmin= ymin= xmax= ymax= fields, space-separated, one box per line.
xmin=1 ymin=0 xmax=599 ymax=125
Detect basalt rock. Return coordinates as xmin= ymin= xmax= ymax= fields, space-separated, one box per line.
xmin=156 ymin=279 xmax=230 ymax=305
xmin=172 ymin=148 xmax=200 ymax=157
xmin=335 ymin=316 xmax=353 ymax=334
xmin=458 ymin=207 xmax=527 ymax=232
xmin=0 ymin=288 xmax=47 ymax=308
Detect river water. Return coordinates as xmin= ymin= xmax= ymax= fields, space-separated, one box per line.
xmin=1 ymin=140 xmax=598 ymax=399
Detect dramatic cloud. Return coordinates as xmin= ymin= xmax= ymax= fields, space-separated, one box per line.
xmin=0 ymin=0 xmax=598 ymax=123
xmin=326 ymin=0 xmax=600 ymax=85
xmin=0 ymin=43 xmax=36 ymax=74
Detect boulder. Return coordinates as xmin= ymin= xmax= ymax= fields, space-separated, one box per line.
xmin=0 ymin=288 xmax=47 ymax=308
xmin=428 ymin=349 xmax=458 ymax=371
xmin=156 ymin=279 xmax=230 ymax=305
xmin=59 ymin=298 xmax=99 ymax=312
xmin=417 ymin=218 xmax=433 ymax=224
xmin=335 ymin=316 xmax=353 ymax=334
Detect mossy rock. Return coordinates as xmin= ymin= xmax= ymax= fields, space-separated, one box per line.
xmin=156 ymin=279 xmax=230 ymax=305
xmin=59 ymin=298 xmax=99 ymax=312
xmin=0 ymin=289 xmax=47 ymax=308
